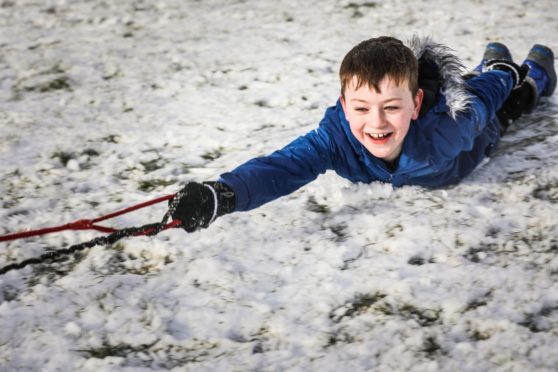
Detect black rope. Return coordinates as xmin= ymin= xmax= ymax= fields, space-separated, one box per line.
xmin=0 ymin=191 xmax=185 ymax=275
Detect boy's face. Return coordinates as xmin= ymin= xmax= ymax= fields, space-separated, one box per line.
xmin=341 ymin=76 xmax=423 ymax=163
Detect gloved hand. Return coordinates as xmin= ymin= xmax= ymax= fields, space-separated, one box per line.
xmin=170 ymin=181 xmax=235 ymax=232
xmin=483 ymin=59 xmax=530 ymax=89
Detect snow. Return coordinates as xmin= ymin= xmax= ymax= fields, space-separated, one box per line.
xmin=1 ymin=0 xmax=558 ymax=370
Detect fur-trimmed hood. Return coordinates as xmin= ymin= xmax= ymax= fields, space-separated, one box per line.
xmin=407 ymin=35 xmax=472 ymax=119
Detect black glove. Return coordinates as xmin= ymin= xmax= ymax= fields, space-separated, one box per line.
xmin=170 ymin=181 xmax=235 ymax=232
xmin=483 ymin=59 xmax=530 ymax=89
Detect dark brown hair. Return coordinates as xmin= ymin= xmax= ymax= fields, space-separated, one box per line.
xmin=339 ymin=36 xmax=419 ymax=97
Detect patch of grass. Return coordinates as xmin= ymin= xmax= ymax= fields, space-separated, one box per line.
xmin=325 ymin=330 xmax=355 ymax=347
xmin=77 ymin=340 xmax=218 ymax=368
xmin=254 ymin=123 xmax=275 ymax=132
xmin=25 ymin=76 xmax=71 ymax=92
xmin=470 ymin=328 xmax=491 ymax=341
xmin=421 ymin=336 xmax=443 ymax=358
xmin=92 ymin=243 xmax=170 ymax=276
xmin=180 ymin=163 xmax=192 ymax=174
xmin=399 ymin=304 xmax=440 ymax=327
xmin=52 ymin=151 xmax=74 ymax=166
xmin=341 ymin=249 xmax=364 ymax=270
xmin=1 ymin=284 xmax=20 ymax=302
xmin=328 ymin=223 xmax=347 ymax=242
xmin=407 ymin=256 xmax=435 ymax=266
xmin=343 ymin=298 xmax=441 ymax=327
xmin=464 ymin=291 xmax=492 ymax=312
xmin=343 ymin=2 xmax=378 ymax=18
xmin=408 ymin=256 xmax=425 ymax=265
xmin=464 ymin=244 xmax=492 ymax=263
xmin=540 ymin=304 xmax=558 ymax=317
xmin=532 ymin=182 xmax=558 ymax=202
xmin=138 ymin=179 xmax=176 ymax=192
xmin=344 ymin=1 xmax=378 ymax=9
xmin=77 ymin=340 xmax=158 ymax=359
xmin=306 ymin=196 xmax=330 ymax=214
xmin=101 ymin=134 xmax=121 ymax=143
xmin=252 ymin=343 xmax=264 ymax=354
xmin=385 ymin=223 xmax=404 ymax=238
xmin=201 ymin=147 xmax=224 ymax=161
xmin=81 ymin=148 xmax=100 ymax=157
xmin=518 ymin=304 xmax=558 ymax=333
xmin=375 ymin=302 xmax=394 ymax=316
xmin=330 ymin=292 xmax=387 ymax=323
xmin=140 ymin=158 xmax=164 ymax=173
xmin=27 ymin=249 xmax=88 ymax=287
xmin=254 ymin=99 xmax=270 ymax=108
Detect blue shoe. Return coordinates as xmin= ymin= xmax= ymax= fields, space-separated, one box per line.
xmin=523 ymin=44 xmax=556 ymax=97
xmin=473 ymin=42 xmax=513 ymax=73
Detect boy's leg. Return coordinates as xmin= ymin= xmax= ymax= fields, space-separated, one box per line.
xmin=466 ymin=42 xmax=518 ymax=134
xmin=482 ymin=44 xmax=555 ymax=135
xmin=498 ymin=44 xmax=557 ymax=133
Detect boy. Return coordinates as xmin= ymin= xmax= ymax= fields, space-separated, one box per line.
xmin=169 ymin=36 xmax=556 ymax=232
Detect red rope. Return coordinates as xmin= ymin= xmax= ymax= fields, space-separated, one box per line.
xmin=134 ymin=219 xmax=183 ymax=236
xmin=0 ymin=194 xmax=177 ymax=243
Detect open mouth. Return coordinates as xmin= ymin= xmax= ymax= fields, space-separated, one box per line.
xmin=366 ymin=132 xmax=393 ymax=143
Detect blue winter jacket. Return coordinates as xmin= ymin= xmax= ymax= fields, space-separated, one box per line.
xmin=219 ymin=40 xmax=514 ymax=212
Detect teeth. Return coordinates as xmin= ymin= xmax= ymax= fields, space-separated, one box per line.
xmin=368 ymin=133 xmax=390 ymax=139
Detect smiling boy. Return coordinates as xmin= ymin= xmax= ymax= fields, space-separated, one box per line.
xmin=340 ymin=60 xmax=423 ymax=165
xmin=170 ymin=36 xmax=556 ymax=232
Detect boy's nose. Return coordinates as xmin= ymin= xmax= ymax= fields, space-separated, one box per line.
xmin=367 ymin=109 xmax=387 ymax=128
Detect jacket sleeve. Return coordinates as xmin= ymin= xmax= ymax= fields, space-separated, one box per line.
xmin=218 ymin=114 xmax=337 ymax=212
xmin=430 ymin=70 xmax=513 ymax=160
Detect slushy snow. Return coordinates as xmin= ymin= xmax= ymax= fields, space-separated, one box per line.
xmin=1 ymin=0 xmax=557 ymax=370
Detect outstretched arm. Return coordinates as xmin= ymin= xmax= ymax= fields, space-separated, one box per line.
xmin=171 ymin=105 xmax=343 ymax=232
xmin=171 ymin=149 xmax=327 ymax=232
xmin=219 ymin=124 xmax=336 ymax=211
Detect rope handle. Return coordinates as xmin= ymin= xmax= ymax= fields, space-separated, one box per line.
xmin=0 ymin=193 xmax=178 ymax=243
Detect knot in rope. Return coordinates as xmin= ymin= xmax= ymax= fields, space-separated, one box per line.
xmin=68 ymin=219 xmax=94 ymax=230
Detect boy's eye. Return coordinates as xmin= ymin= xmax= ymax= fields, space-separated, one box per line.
xmin=384 ymin=106 xmax=399 ymax=111
xmin=355 ymin=107 xmax=368 ymax=112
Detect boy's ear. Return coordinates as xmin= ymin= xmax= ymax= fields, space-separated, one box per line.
xmin=412 ymin=88 xmax=424 ymax=120
xmin=340 ymin=95 xmax=347 ymax=114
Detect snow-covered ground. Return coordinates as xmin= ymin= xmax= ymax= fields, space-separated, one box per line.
xmin=1 ymin=0 xmax=557 ymax=370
